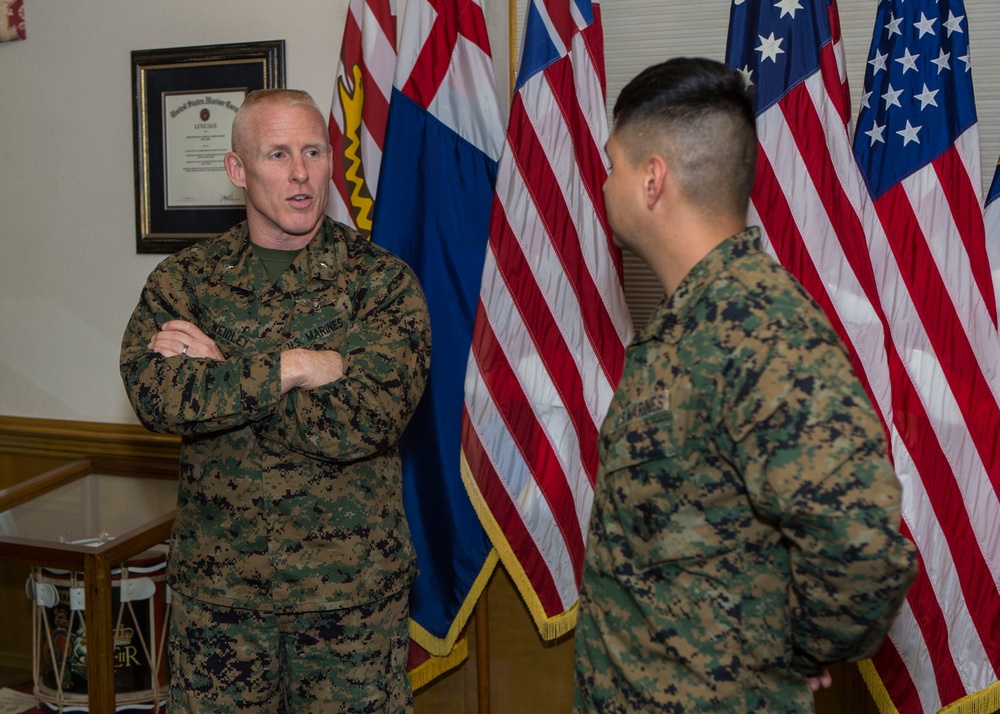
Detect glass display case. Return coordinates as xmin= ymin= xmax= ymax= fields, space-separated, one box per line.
xmin=0 ymin=457 xmax=178 ymax=713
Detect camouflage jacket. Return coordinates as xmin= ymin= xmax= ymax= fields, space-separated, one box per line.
xmin=120 ymin=218 xmax=431 ymax=613
xmin=574 ymin=228 xmax=917 ymax=713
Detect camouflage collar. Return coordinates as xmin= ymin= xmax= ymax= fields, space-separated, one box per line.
xmin=212 ymin=218 xmax=348 ymax=294
xmin=639 ymin=226 xmax=762 ymax=345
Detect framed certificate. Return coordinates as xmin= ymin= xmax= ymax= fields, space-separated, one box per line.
xmin=131 ymin=41 xmax=285 ymax=254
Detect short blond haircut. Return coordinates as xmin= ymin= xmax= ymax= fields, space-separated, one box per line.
xmin=230 ymin=89 xmax=326 ymax=154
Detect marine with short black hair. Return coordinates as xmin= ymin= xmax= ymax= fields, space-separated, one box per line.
xmin=573 ymin=57 xmax=917 ymax=713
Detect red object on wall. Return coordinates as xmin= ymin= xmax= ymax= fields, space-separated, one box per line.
xmin=1 ymin=0 xmax=25 ymax=42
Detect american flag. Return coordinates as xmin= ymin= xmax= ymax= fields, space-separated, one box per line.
xmin=727 ymin=0 xmax=1000 ymax=711
xmin=370 ymin=0 xmax=503 ymax=684
xmin=327 ymin=0 xmax=396 ymax=237
xmin=855 ymin=1 xmax=1000 ymax=710
xmin=461 ymin=0 xmax=632 ymax=637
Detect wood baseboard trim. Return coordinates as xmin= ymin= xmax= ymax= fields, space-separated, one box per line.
xmin=0 ymin=652 xmax=32 ymax=673
xmin=0 ymin=416 xmax=181 ymax=462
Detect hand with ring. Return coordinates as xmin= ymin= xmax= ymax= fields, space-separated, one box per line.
xmin=149 ymin=320 xmax=224 ymax=360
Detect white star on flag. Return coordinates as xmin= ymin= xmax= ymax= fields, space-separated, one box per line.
xmin=896 ymin=120 xmax=921 ymax=146
xmin=931 ymin=48 xmax=951 ymax=73
xmin=774 ymin=0 xmax=803 ymax=19
xmin=914 ymin=12 xmax=937 ymax=37
xmin=755 ymin=32 xmax=785 ymax=62
xmin=882 ymin=84 xmax=903 ymax=109
xmin=896 ymin=48 xmax=919 ymax=73
xmin=914 ymin=83 xmax=939 ymax=109
xmin=886 ymin=13 xmax=903 ymax=36
xmin=944 ymin=10 xmax=965 ymax=35
xmin=870 ymin=49 xmax=889 ymax=74
xmin=866 ymin=121 xmax=887 ymax=145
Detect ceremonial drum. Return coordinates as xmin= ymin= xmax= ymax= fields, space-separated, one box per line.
xmin=26 ymin=543 xmax=170 ymax=712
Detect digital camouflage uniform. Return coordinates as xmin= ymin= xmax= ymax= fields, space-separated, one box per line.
xmin=574 ymin=228 xmax=917 ymax=714
xmin=120 ymin=217 xmax=430 ymax=708
xmin=168 ymin=588 xmax=410 ymax=712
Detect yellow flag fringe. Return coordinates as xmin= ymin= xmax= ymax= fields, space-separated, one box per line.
xmin=859 ymin=659 xmax=1000 ymax=714
xmin=408 ymin=637 xmax=469 ymax=692
xmin=460 ymin=451 xmax=579 ymax=641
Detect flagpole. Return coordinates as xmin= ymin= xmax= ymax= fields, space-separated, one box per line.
xmin=471 ymin=3 xmax=522 ymax=712
xmin=472 ymin=1 xmax=518 ymax=711
xmin=508 ymin=0 xmax=517 ymax=98
xmin=475 ymin=592 xmax=491 ymax=713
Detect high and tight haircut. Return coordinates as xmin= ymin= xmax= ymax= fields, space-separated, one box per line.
xmin=230 ymin=88 xmax=327 ymax=154
xmin=612 ymin=57 xmax=757 ymax=219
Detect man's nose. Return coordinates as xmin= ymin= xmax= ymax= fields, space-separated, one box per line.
xmin=290 ymin=154 xmax=308 ymax=181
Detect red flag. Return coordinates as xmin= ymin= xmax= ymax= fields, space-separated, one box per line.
xmin=461 ymin=0 xmax=632 ymax=638
xmin=728 ymin=1 xmax=1000 ymax=711
xmin=327 ymin=0 xmax=395 ymax=237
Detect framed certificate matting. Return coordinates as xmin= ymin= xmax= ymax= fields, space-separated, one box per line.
xmin=131 ymin=40 xmax=285 ymax=254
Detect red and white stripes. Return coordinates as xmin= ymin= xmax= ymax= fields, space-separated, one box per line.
xmin=461 ymin=1 xmax=632 ymax=637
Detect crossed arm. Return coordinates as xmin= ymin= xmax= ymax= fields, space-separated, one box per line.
xmin=149 ymin=319 xmax=344 ymax=395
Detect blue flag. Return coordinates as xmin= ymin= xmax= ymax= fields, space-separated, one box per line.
xmin=371 ymin=0 xmax=504 ymax=660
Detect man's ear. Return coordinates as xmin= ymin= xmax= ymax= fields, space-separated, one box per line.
xmin=645 ymin=155 xmax=669 ymax=209
xmin=224 ymin=151 xmax=246 ymax=189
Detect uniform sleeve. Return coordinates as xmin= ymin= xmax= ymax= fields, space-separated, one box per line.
xmin=724 ymin=329 xmax=917 ymax=675
xmin=254 ymin=258 xmax=431 ymax=462
xmin=119 ymin=260 xmax=283 ymax=436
